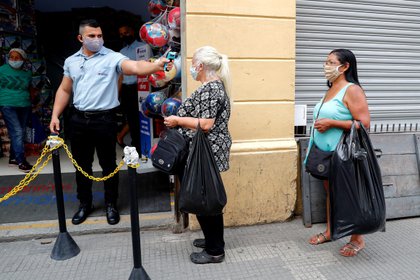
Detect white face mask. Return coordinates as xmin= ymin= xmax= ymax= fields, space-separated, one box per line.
xmin=324 ymin=64 xmax=343 ymax=83
xmin=9 ymin=60 xmax=24 ymax=69
xmin=83 ymin=36 xmax=104 ymax=53
xmin=190 ymin=65 xmax=199 ymax=80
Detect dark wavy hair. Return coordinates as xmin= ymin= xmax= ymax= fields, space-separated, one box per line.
xmin=327 ymin=49 xmax=361 ymax=88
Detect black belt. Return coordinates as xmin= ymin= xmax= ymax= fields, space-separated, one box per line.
xmin=73 ymin=108 xmax=116 ymax=118
xmin=121 ymin=83 xmax=137 ymax=88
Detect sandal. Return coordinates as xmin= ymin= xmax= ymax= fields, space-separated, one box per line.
xmin=309 ymin=232 xmax=331 ymax=245
xmin=340 ymin=242 xmax=364 ymax=257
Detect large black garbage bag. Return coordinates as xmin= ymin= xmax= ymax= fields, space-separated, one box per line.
xmin=179 ymin=125 xmax=227 ymax=215
xmin=330 ymin=121 xmax=386 ymax=240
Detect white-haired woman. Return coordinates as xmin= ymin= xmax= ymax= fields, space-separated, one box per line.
xmin=164 ymin=46 xmax=232 ymax=264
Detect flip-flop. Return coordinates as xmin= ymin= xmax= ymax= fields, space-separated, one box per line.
xmin=340 ymin=242 xmax=364 ymax=257
xmin=309 ymin=232 xmax=331 ymax=245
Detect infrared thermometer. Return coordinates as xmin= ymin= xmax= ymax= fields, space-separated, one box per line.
xmin=164 ymin=51 xmax=177 ymax=71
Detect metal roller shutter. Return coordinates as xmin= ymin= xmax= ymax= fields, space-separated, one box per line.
xmin=296 ymin=0 xmax=420 ymax=133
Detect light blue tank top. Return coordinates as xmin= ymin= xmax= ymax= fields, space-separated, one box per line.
xmin=311 ymin=83 xmax=353 ymax=152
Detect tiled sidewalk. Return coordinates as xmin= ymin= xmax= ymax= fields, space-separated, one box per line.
xmin=1 ymin=217 xmax=419 ymax=280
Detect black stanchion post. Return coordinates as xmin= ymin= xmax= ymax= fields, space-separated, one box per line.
xmin=128 ymin=166 xmax=151 ymax=280
xmin=51 ymin=148 xmax=80 ymax=261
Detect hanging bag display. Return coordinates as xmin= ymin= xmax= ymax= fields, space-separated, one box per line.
xmin=179 ymin=121 xmax=227 ymax=216
xmin=151 ymin=128 xmax=188 ymax=174
xmin=305 ymin=98 xmax=333 ymax=180
xmin=329 ymin=121 xmax=386 ymax=240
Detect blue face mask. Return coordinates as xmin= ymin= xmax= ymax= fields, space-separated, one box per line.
xmin=9 ymin=60 xmax=24 ymax=69
xmin=83 ymin=37 xmax=104 ymax=53
xmin=190 ymin=66 xmax=199 ymax=80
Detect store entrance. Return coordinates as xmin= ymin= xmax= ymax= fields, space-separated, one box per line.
xmin=0 ymin=1 xmax=180 ymax=225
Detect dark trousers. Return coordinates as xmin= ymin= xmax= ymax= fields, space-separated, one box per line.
xmin=0 ymin=106 xmax=31 ymax=163
xmin=120 ymin=84 xmax=140 ymax=153
xmin=70 ymin=111 xmax=119 ymax=205
xmin=197 ymin=214 xmax=225 ymax=255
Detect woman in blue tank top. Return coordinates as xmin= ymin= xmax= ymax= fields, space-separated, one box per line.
xmin=307 ymin=49 xmax=370 ymax=257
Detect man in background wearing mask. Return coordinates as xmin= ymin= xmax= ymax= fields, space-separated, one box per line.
xmin=117 ymin=24 xmax=152 ymax=151
xmin=50 ymin=19 xmax=171 ymax=226
xmin=0 ymin=48 xmax=33 ymax=172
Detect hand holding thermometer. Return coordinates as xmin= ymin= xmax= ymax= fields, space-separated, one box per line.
xmin=164 ymin=49 xmax=177 ymax=72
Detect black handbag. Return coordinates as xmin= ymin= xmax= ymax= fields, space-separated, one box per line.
xmin=179 ymin=123 xmax=227 ymax=215
xmin=151 ymin=128 xmax=189 ymax=174
xmin=305 ymin=97 xmax=333 ymax=180
xmin=305 ymin=143 xmax=333 ymax=180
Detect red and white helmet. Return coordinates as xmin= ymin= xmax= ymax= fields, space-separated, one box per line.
xmin=148 ymin=71 xmax=167 ymax=88
xmin=139 ymin=22 xmax=169 ymax=48
xmin=148 ymin=0 xmax=167 ymax=17
xmin=148 ymin=67 xmax=177 ymax=88
xmin=168 ymin=7 xmax=180 ymax=30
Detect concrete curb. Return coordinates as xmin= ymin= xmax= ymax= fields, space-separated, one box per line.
xmin=0 ymin=212 xmax=174 ymax=242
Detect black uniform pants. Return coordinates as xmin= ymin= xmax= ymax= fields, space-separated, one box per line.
xmin=120 ymin=84 xmax=140 ymax=153
xmin=70 ymin=110 xmax=119 ymax=205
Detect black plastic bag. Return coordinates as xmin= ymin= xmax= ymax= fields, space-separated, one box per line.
xmin=329 ymin=121 xmax=386 ymax=240
xmin=179 ymin=125 xmax=227 ymax=216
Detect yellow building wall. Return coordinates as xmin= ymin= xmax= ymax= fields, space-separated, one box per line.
xmin=185 ymin=0 xmax=297 ymax=227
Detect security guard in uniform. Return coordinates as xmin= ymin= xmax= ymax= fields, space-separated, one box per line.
xmin=50 ymin=19 xmax=171 ymax=225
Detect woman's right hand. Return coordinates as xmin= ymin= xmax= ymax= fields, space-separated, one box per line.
xmin=49 ymin=117 xmax=60 ymax=134
xmin=314 ymin=118 xmax=331 ymax=133
xmin=164 ymin=116 xmax=179 ymax=128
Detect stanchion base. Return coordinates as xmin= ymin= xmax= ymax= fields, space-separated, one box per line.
xmin=51 ymin=232 xmax=80 ymax=261
xmin=129 ymin=267 xmax=151 ymax=280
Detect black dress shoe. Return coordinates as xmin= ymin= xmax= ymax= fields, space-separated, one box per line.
xmin=193 ymin=238 xmax=206 ymax=248
xmin=190 ymin=250 xmax=225 ymax=264
xmin=72 ymin=203 xmax=94 ymax=225
xmin=106 ymin=203 xmax=120 ymax=225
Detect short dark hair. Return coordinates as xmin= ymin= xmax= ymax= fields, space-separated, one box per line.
xmin=328 ymin=49 xmax=361 ymax=88
xmin=79 ymin=19 xmax=101 ymax=35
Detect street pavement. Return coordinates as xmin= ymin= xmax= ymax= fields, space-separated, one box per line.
xmin=1 ymin=216 xmax=420 ymax=280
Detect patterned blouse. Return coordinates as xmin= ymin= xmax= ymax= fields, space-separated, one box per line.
xmin=177 ymin=80 xmax=232 ymax=172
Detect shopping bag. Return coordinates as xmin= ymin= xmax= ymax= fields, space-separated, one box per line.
xmin=151 ymin=128 xmax=188 ymax=174
xmin=179 ymin=124 xmax=227 ymax=215
xmin=329 ymin=121 xmax=386 ymax=240
xmin=26 ymin=113 xmax=47 ymax=144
